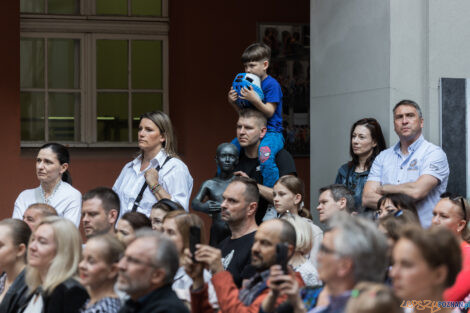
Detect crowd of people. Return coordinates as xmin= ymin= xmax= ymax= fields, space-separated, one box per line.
xmin=1 ymin=42 xmax=469 ymax=313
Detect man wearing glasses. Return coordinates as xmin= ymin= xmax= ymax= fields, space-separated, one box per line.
xmin=363 ymin=100 xmax=449 ymax=227
xmin=117 ymin=230 xmax=189 ymax=313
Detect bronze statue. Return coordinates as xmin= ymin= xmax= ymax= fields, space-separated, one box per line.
xmin=192 ymin=143 xmax=239 ymax=246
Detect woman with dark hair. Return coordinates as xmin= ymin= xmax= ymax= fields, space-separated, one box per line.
xmin=115 ymin=212 xmax=151 ymax=246
xmin=13 ymin=143 xmax=82 ymax=226
xmin=335 ymin=118 xmax=386 ymax=212
xmin=113 ymin=111 xmax=193 ymax=217
xmin=0 ymin=219 xmax=31 ymax=313
xmin=376 ymin=193 xmax=419 ymax=219
xmin=390 ymin=226 xmax=461 ymax=313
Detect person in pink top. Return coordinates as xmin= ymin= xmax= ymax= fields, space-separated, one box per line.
xmin=431 ymin=192 xmax=470 ymax=301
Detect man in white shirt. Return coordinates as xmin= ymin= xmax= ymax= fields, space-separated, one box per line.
xmin=363 ymin=100 xmax=449 ymax=227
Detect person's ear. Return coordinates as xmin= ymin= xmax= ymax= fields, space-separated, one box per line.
xmin=338 ymin=197 xmax=347 ymax=210
xmin=108 ymin=263 xmax=120 ymax=280
xmin=16 ymin=243 xmax=27 ymax=259
xmin=247 ymin=202 xmax=258 ymax=217
xmin=60 ymin=162 xmax=69 ymax=175
xmin=457 ymin=220 xmax=467 ymax=234
xmin=150 ymin=268 xmax=167 ymax=286
xmin=293 ymin=193 xmax=302 ymax=206
xmin=337 ymin=257 xmax=354 ymax=278
xmin=263 ymin=60 xmax=269 ymax=70
xmin=432 ymin=264 xmax=448 ymax=287
xmin=108 ymin=209 xmax=118 ymax=225
xmin=260 ymin=126 xmax=267 ymax=139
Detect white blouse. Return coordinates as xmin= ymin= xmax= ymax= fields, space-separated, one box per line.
xmin=13 ymin=181 xmax=82 ymax=227
xmin=113 ymin=149 xmax=193 ymax=217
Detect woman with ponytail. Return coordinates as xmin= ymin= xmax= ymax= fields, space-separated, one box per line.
xmin=13 ymin=143 xmax=82 ymax=227
xmin=273 ymin=175 xmax=323 ymax=266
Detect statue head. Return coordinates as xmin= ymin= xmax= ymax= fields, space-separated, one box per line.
xmin=216 ymin=143 xmax=239 ymax=174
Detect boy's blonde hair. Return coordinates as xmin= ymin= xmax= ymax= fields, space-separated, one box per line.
xmin=26 ymin=216 xmax=82 ymax=295
xmin=241 ymin=43 xmax=271 ymax=63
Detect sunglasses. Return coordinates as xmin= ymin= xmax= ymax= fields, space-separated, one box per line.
xmin=441 ymin=192 xmax=467 ymax=221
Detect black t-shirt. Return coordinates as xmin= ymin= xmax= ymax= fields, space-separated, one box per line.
xmin=235 ymin=149 xmax=297 ymax=223
xmin=218 ymin=231 xmax=256 ymax=288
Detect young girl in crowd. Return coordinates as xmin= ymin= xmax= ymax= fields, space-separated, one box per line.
xmin=273 ymin=175 xmax=323 ymax=266
xmin=150 ymin=199 xmax=184 ymax=232
xmin=79 ymin=234 xmax=124 ymax=313
xmin=0 ymin=219 xmax=31 ymax=313
xmin=21 ymin=217 xmax=88 ymax=313
xmin=162 ymin=210 xmax=218 ymax=308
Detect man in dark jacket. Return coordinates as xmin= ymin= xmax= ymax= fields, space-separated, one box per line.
xmin=117 ymin=230 xmax=189 ymax=313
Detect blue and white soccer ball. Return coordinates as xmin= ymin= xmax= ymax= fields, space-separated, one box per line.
xmin=232 ymin=73 xmax=264 ymax=109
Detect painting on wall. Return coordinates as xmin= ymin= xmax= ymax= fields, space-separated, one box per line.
xmin=258 ymin=23 xmax=310 ymax=156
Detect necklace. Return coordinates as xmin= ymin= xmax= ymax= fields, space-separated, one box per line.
xmin=40 ymin=180 xmax=62 ymax=204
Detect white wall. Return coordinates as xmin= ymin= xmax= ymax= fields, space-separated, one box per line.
xmin=309 ymin=0 xmax=470 ymax=220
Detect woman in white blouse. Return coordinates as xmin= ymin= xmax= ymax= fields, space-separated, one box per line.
xmin=113 ymin=111 xmax=193 ymax=217
xmin=13 ymin=143 xmax=82 ymax=227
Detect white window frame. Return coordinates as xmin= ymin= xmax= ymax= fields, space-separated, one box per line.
xmin=20 ymin=0 xmax=169 ymax=147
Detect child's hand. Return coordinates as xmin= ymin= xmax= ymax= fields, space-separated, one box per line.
xmin=228 ymin=87 xmax=238 ymax=105
xmin=240 ymin=86 xmax=260 ymax=104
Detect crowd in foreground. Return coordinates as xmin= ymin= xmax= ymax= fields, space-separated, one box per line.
xmin=1 ymin=96 xmax=469 ymax=313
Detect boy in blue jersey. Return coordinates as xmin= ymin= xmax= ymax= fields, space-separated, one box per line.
xmin=228 ymin=43 xmax=284 ymax=188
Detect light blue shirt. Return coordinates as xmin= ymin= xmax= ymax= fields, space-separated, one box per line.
xmin=367 ymin=135 xmax=449 ymax=227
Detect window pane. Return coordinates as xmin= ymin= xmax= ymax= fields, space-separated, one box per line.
xmin=21 ymin=92 xmax=45 ymax=141
xmin=49 ymin=93 xmax=80 ymax=141
xmin=20 ymin=0 xmax=45 ymax=13
xmin=132 ymin=0 xmax=162 ymax=16
xmin=131 ymin=93 xmax=162 ymax=140
xmin=20 ymin=38 xmax=45 ymax=89
xmin=131 ymin=40 xmax=162 ymax=89
xmin=96 ymin=0 xmax=127 ymax=15
xmin=48 ymin=39 xmax=80 ymax=89
xmin=97 ymin=93 xmax=129 ymax=142
xmin=97 ymin=40 xmax=128 ymax=89
xmin=48 ymin=0 xmax=80 ymax=14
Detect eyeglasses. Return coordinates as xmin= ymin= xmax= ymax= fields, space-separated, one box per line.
xmin=441 ymin=192 xmax=467 ymax=221
xmin=319 ymin=243 xmax=337 ymax=255
xmin=121 ymin=254 xmax=158 ymax=268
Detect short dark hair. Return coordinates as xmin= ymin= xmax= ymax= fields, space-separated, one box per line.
xmin=241 ymin=43 xmax=271 ymax=63
xmin=377 ymin=193 xmax=419 ymax=219
xmin=121 ymin=212 xmax=151 ymax=231
xmin=83 ymin=187 xmax=120 ymax=216
xmin=319 ymin=184 xmax=355 ymax=213
xmin=152 ymin=199 xmax=184 ymax=213
xmin=239 ymin=109 xmax=267 ymax=128
xmin=393 ymin=99 xmax=423 ymax=118
xmin=231 ymin=176 xmax=260 ymax=204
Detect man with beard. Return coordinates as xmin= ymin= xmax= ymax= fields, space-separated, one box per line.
xmin=81 ymin=187 xmax=120 ymax=239
xmin=184 ymin=218 xmax=304 ymax=313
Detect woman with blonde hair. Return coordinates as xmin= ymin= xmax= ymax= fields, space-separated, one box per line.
xmin=281 ymin=214 xmax=321 ymax=287
xmin=273 ymin=175 xmax=323 ymax=266
xmin=21 ymin=216 xmax=88 ymax=313
xmin=113 ymin=111 xmax=193 ymax=216
xmin=78 ymin=234 xmax=124 ymax=313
